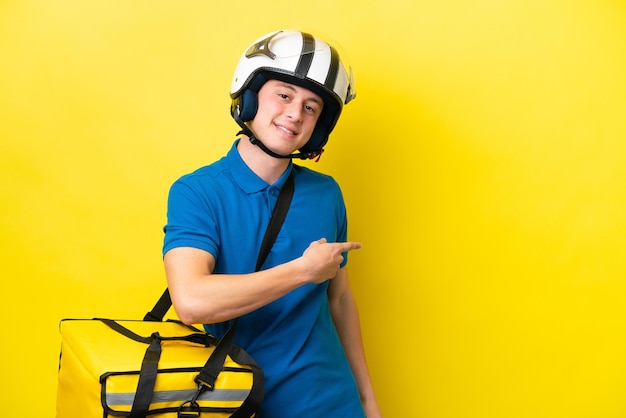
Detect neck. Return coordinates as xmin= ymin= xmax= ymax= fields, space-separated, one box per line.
xmin=237 ymin=135 xmax=290 ymax=184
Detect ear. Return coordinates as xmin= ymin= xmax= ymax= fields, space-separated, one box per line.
xmin=239 ymin=89 xmax=258 ymax=121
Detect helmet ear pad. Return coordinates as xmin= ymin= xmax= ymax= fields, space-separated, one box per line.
xmin=238 ymin=89 xmax=259 ymax=122
xmin=299 ymin=103 xmax=339 ymax=155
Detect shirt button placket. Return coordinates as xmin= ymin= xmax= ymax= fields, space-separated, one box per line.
xmin=266 ymin=187 xmax=279 ymax=215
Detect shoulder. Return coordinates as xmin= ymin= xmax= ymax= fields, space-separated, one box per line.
xmin=293 ymin=164 xmax=341 ymax=192
xmin=291 ymin=165 xmax=346 ymax=213
xmin=166 ymin=158 xmax=238 ymax=214
xmin=170 ymin=158 xmax=230 ymax=193
xmin=175 ymin=157 xmax=228 ymax=186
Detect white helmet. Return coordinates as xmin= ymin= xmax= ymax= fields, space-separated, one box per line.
xmin=230 ymin=30 xmax=356 ymax=159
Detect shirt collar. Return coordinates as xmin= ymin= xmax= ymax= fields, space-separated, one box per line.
xmin=226 ymin=139 xmax=293 ymax=194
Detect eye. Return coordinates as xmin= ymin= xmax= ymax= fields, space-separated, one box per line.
xmin=305 ymin=102 xmax=322 ymax=114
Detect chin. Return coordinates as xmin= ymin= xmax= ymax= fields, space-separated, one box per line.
xmin=267 ymin=141 xmax=305 ymax=156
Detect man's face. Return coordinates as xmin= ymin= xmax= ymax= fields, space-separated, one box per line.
xmin=249 ymin=79 xmax=323 ymax=156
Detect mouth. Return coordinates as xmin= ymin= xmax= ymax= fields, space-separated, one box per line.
xmin=275 ymin=122 xmax=299 ymax=136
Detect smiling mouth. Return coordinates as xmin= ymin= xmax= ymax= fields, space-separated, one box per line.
xmin=276 ymin=123 xmax=298 ymax=136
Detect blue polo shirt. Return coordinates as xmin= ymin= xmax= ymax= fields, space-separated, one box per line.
xmin=163 ymin=140 xmax=365 ymax=417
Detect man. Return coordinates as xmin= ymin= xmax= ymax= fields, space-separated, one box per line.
xmin=163 ymin=30 xmax=381 ymax=417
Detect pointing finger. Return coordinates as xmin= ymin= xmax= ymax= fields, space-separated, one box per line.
xmin=336 ymin=241 xmax=362 ymax=252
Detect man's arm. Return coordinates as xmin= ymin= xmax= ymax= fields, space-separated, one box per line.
xmin=163 ymin=238 xmax=361 ymax=325
xmin=328 ymin=267 xmax=382 ymax=417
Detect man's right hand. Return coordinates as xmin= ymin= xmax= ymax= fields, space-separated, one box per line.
xmin=299 ymin=238 xmax=362 ymax=284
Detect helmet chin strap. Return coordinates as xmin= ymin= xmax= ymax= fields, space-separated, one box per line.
xmin=233 ymin=111 xmax=321 ymax=161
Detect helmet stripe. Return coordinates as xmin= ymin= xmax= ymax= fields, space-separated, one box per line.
xmin=295 ymin=32 xmax=315 ymax=77
xmin=324 ymin=45 xmax=340 ymax=94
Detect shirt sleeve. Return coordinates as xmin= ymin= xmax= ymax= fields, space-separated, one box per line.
xmin=162 ymin=177 xmax=219 ymax=258
xmin=334 ymin=182 xmax=350 ymax=268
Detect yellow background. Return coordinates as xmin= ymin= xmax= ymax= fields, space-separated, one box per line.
xmin=2 ymin=1 xmax=625 ymax=417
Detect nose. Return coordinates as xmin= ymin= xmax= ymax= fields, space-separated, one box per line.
xmin=285 ymin=101 xmax=303 ymax=121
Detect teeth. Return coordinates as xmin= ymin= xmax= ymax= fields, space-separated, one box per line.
xmin=278 ymin=125 xmax=295 ymax=135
